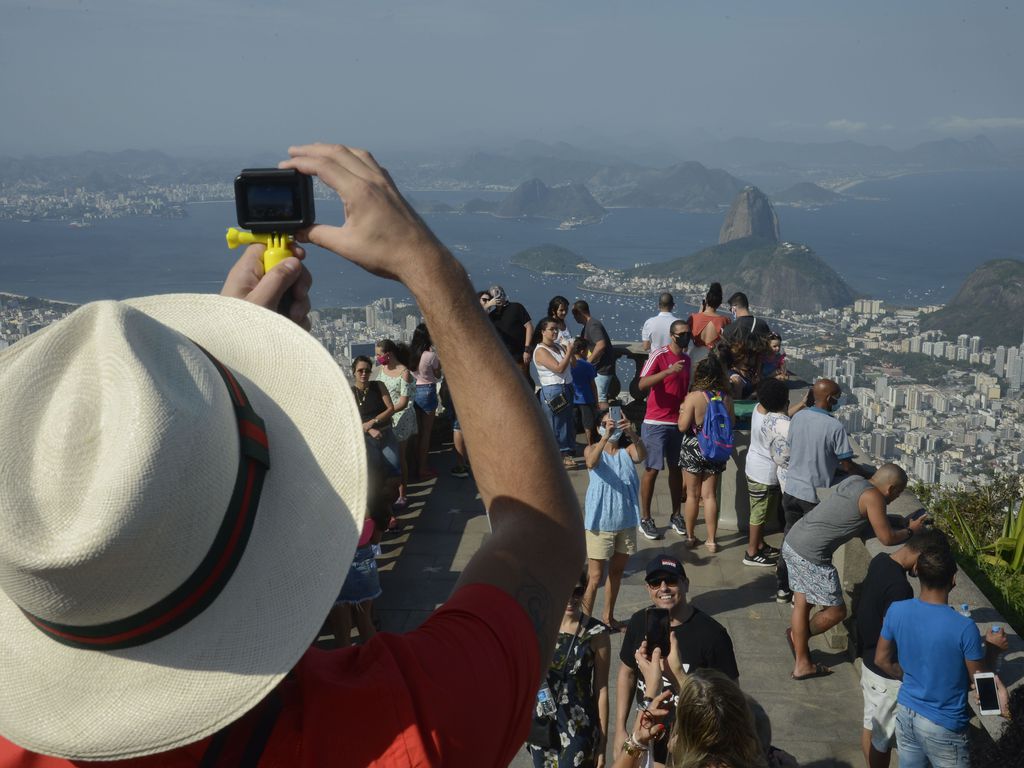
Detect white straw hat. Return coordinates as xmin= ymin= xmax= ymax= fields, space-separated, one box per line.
xmin=0 ymin=294 xmax=366 ymax=760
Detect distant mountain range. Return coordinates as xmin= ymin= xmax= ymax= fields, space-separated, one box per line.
xmin=919 ymin=260 xmax=1024 ymax=348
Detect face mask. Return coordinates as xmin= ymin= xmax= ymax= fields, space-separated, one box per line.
xmin=673 ymin=333 xmax=691 ymax=348
xmin=375 ymin=354 xmax=389 ymax=366
xmin=598 ymin=425 xmax=621 ymax=442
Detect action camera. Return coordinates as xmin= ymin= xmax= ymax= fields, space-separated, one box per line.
xmin=234 ymin=168 xmax=315 ymax=234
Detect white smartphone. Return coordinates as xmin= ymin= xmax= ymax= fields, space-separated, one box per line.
xmin=974 ymin=672 xmax=1001 ymax=716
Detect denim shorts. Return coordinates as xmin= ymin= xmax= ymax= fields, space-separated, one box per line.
xmin=414 ymin=383 xmax=438 ymax=414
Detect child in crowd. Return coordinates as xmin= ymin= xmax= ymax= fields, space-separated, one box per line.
xmin=571 ymin=337 xmax=600 ymax=445
xmin=761 ymin=332 xmax=788 ymax=380
xmin=329 ymin=518 xmax=383 ymax=648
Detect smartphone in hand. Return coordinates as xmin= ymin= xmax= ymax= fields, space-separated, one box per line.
xmin=644 ymin=607 xmax=671 ymax=658
xmin=974 ymin=672 xmax=1001 ymax=716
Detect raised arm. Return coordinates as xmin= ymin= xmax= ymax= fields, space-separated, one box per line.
xmin=281 ymin=144 xmax=584 ymax=680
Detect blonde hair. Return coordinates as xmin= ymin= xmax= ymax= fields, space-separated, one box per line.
xmin=666 ymin=669 xmax=767 ymax=768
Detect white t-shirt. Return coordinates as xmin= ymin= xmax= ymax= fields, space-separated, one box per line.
xmin=641 ymin=312 xmax=678 ymax=353
xmin=745 ymin=406 xmax=779 ymax=486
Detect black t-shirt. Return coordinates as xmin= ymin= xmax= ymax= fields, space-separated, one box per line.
xmin=721 ymin=314 xmax=770 ymax=346
xmin=353 ymin=381 xmax=388 ymax=422
xmin=619 ymin=605 xmax=739 ymax=702
xmin=582 ymin=317 xmax=613 ymax=374
xmin=490 ymin=302 xmax=532 ymax=358
xmin=856 ymin=553 xmax=912 ymax=678
xmin=619 ymin=605 xmax=739 ymax=765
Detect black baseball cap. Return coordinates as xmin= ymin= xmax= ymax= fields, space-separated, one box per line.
xmin=645 ymin=555 xmax=686 ymax=581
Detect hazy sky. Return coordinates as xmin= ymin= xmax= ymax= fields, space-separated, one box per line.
xmin=3 ymin=0 xmax=1022 ymax=156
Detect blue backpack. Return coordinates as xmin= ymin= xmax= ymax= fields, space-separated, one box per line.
xmin=697 ymin=390 xmax=733 ymax=462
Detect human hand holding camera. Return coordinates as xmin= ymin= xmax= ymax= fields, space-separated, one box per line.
xmin=279 ymin=143 xmax=448 ymax=284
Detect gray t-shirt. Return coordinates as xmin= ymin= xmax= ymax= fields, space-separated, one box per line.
xmin=785 ymin=476 xmax=871 ymax=565
xmin=784 ymin=407 xmax=854 ymax=503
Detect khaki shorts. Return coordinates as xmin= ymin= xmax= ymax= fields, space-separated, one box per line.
xmin=861 ymin=664 xmax=901 ymax=751
xmin=586 ymin=528 xmax=638 ymax=560
xmin=747 ymin=479 xmax=780 ymax=526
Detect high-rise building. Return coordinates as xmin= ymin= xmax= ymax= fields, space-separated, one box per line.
xmin=914 ymin=456 xmax=937 ymax=484
xmin=994 ymin=346 xmax=1007 ymax=376
xmin=957 ymin=334 xmax=970 ymax=350
xmin=909 ymin=336 xmax=922 ymax=354
xmin=874 ymin=375 xmax=889 ymax=400
xmin=970 ymin=336 xmax=982 ymax=354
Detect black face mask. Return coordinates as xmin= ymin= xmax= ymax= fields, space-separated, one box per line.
xmin=672 ymin=333 xmax=691 ymax=348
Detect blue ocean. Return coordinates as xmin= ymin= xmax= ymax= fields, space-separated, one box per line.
xmin=1 ymin=169 xmax=1022 ymax=340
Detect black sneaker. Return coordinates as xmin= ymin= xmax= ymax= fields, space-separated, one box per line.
xmin=670 ymin=514 xmax=686 ymax=535
xmin=450 ymin=464 xmax=470 ymax=479
xmin=639 ymin=518 xmax=662 ymax=540
xmin=761 ymin=543 xmax=781 ymax=557
xmin=775 ymin=589 xmax=793 ymax=604
xmin=743 ymin=550 xmax=776 ymax=567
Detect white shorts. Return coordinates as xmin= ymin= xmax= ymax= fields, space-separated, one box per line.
xmin=861 ymin=664 xmax=901 ymax=752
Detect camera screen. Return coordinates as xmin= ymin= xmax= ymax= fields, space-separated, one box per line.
xmin=245 ymin=183 xmax=298 ymax=221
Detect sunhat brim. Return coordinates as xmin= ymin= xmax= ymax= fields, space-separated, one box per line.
xmin=0 ymin=294 xmax=366 ymax=759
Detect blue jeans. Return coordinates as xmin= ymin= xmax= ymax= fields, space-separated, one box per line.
xmin=541 ymin=384 xmax=574 ymax=455
xmin=895 ymin=704 xmax=969 ymax=768
xmin=595 ymin=373 xmax=613 ymax=402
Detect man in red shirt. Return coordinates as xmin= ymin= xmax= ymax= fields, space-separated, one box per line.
xmin=636 ymin=319 xmax=691 ymax=540
xmin=0 ymin=144 xmax=584 ymax=767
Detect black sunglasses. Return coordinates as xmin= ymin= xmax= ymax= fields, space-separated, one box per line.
xmin=646 ymin=574 xmax=680 ymax=587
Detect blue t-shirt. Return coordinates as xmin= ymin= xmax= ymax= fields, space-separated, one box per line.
xmin=784 ymin=406 xmax=855 ymax=503
xmin=880 ymin=598 xmax=985 ymax=731
xmin=571 ymin=359 xmax=598 ymax=405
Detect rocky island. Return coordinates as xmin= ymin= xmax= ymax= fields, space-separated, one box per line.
xmin=493 ymin=179 xmax=605 ymax=223
xmin=510 ymin=244 xmax=598 ymax=276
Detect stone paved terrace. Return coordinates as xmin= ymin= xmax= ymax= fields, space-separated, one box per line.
xmin=350 ymin=425 xmax=1022 ymax=768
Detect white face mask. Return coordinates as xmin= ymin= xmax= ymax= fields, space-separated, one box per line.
xmin=597 ymin=425 xmax=621 ymax=442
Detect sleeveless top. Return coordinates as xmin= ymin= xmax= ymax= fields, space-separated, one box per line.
xmin=785 ymin=476 xmax=872 ymax=565
xmin=689 ymin=312 xmax=729 ymax=348
xmin=536 ymin=343 xmax=572 ymax=386
xmin=584 ymin=448 xmax=641 ymax=532
xmin=352 ymin=381 xmax=389 ymax=424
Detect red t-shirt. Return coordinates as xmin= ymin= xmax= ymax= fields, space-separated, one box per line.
xmin=0 ymin=584 xmax=538 ymax=768
xmin=640 ymin=346 xmax=691 ymax=424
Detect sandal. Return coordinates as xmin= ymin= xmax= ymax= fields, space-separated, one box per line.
xmin=685 ymin=536 xmax=702 ymax=549
xmin=563 ymin=456 xmax=577 ymax=469
xmin=705 ymin=541 xmax=719 ymax=553
xmin=792 ymin=663 xmax=832 ymax=681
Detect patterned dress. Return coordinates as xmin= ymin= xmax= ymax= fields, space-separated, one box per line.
xmin=528 ymin=616 xmax=610 ymax=768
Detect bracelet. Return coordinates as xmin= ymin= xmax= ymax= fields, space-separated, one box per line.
xmin=622 ymin=733 xmax=649 ymax=757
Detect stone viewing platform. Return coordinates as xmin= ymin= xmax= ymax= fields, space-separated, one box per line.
xmin=353 ymin=342 xmax=1022 ymax=765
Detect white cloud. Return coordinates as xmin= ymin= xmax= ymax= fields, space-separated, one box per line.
xmin=931 ymin=115 xmax=1024 ymax=133
xmin=826 ymin=119 xmax=868 ymax=133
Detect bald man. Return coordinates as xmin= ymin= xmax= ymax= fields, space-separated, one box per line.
xmin=782 ymin=464 xmax=928 ymax=679
xmin=776 ymin=378 xmax=871 ymax=603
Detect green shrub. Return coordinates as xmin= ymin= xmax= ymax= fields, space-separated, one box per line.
xmin=915 ymin=475 xmax=1024 ymax=633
